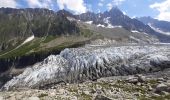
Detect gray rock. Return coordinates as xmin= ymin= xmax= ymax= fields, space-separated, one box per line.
xmin=28 ymin=97 xmax=40 ymax=100
xmin=0 ymin=96 xmax=3 ymax=100
xmin=94 ymin=95 xmax=112 ymax=100
xmin=135 ymin=74 xmax=146 ymax=83
xmin=126 ymin=76 xmax=138 ymax=84
xmin=148 ymin=85 xmax=153 ymax=91
xmin=155 ymin=83 xmax=168 ymax=93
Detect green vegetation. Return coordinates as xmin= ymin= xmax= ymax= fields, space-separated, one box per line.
xmin=38 ymin=93 xmax=48 ymax=98
xmin=80 ymin=28 xmax=94 ymax=38
xmin=155 ymin=94 xmax=170 ymax=100
xmin=42 ymin=35 xmax=57 ymax=43
xmin=68 ymin=88 xmax=78 ymax=93
xmin=96 ymin=82 xmax=111 ymax=89
xmin=0 ymin=35 xmax=89 ymax=59
xmin=80 ymin=92 xmax=92 ymax=100
xmin=0 ymin=38 xmax=41 ymax=59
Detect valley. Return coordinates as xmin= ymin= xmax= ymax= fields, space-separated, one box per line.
xmin=0 ymin=6 xmax=170 ymax=100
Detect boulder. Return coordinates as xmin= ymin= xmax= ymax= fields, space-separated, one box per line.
xmin=155 ymin=83 xmax=169 ymax=93
xmin=94 ymin=95 xmax=112 ymax=100
xmin=28 ymin=97 xmax=40 ymax=100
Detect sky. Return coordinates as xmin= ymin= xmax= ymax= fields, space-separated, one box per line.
xmin=0 ymin=0 xmax=170 ymax=21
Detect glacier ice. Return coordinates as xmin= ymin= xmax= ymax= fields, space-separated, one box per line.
xmin=3 ymin=44 xmax=170 ymax=90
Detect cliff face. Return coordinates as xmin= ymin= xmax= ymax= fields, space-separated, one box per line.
xmin=0 ymin=8 xmax=79 ymax=51
xmin=3 ymin=44 xmax=170 ymax=90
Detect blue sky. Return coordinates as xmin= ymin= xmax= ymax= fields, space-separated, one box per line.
xmin=0 ymin=0 xmax=170 ymax=21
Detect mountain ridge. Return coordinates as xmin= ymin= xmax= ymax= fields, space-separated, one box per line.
xmin=137 ymin=16 xmax=170 ymax=35
xmin=60 ymin=7 xmax=170 ymax=43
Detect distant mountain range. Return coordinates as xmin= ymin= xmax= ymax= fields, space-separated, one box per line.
xmin=59 ymin=7 xmax=170 ymax=42
xmin=137 ymin=16 xmax=170 ymax=35
xmin=76 ymin=7 xmax=155 ymax=34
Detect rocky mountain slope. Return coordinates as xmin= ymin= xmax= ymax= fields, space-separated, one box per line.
xmin=74 ymin=7 xmax=170 ymax=42
xmin=0 ymin=8 xmax=79 ymax=51
xmin=137 ymin=16 xmax=170 ymax=35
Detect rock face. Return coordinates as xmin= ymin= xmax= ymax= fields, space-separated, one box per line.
xmin=0 ymin=8 xmax=79 ymax=51
xmin=2 ymin=44 xmax=170 ymax=90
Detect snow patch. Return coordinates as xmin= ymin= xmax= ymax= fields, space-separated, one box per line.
xmin=97 ymin=24 xmax=105 ymax=27
xmin=148 ymin=23 xmax=170 ymax=35
xmin=131 ymin=30 xmax=140 ymax=33
xmin=104 ymin=17 xmax=114 ymax=28
xmin=85 ymin=21 xmax=93 ymax=25
xmin=104 ymin=17 xmax=110 ymax=24
xmin=112 ymin=26 xmax=122 ymax=28
xmin=22 ymin=35 xmax=34 ymax=45
xmin=129 ymin=36 xmax=140 ymax=42
xmin=67 ymin=17 xmax=76 ymax=21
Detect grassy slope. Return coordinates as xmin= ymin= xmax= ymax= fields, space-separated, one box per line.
xmin=0 ymin=30 xmax=94 ymax=59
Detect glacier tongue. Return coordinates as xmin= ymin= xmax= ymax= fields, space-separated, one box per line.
xmin=3 ymin=44 xmax=170 ymax=90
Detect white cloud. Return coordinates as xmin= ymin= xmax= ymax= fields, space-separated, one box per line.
xmin=112 ymin=0 xmax=125 ymax=6
xmin=150 ymin=0 xmax=170 ymax=21
xmin=98 ymin=3 xmax=103 ymax=7
xmin=107 ymin=3 xmax=113 ymax=10
xmin=57 ymin=0 xmax=87 ymax=14
xmin=26 ymin=0 xmax=53 ymax=9
xmin=107 ymin=0 xmax=126 ymax=10
xmin=0 ymin=0 xmax=17 ymax=8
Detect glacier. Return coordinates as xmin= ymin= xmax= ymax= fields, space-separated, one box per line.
xmin=2 ymin=44 xmax=170 ymax=90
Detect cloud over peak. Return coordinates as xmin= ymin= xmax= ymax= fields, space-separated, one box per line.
xmin=26 ymin=0 xmax=53 ymax=9
xmin=0 ymin=0 xmax=87 ymax=14
xmin=0 ymin=0 xmax=17 ymax=8
xmin=150 ymin=0 xmax=170 ymax=21
xmin=57 ymin=0 xmax=87 ymax=14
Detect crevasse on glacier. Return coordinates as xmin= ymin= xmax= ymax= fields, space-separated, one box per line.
xmin=3 ymin=45 xmax=170 ymax=90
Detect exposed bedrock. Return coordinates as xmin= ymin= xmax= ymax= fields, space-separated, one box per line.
xmin=2 ymin=45 xmax=170 ymax=90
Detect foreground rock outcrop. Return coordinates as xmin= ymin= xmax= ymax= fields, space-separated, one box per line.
xmin=2 ymin=44 xmax=170 ymax=90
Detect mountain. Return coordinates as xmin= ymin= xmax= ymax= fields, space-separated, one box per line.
xmin=76 ymin=7 xmax=154 ymax=33
xmin=0 ymin=8 xmax=79 ymax=52
xmin=73 ymin=7 xmax=170 ymax=42
xmin=137 ymin=16 xmax=170 ymax=35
